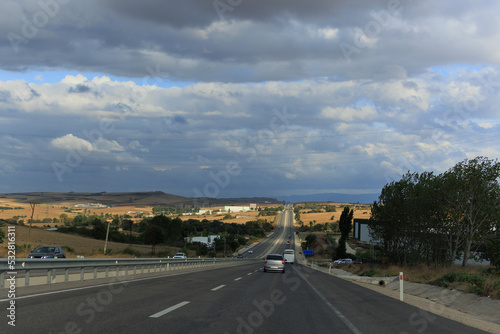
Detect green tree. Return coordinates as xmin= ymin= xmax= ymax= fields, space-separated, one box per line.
xmin=371 ymin=157 xmax=500 ymax=267
xmin=123 ymin=219 xmax=134 ymax=247
xmin=0 ymin=220 xmax=5 ymax=243
xmin=304 ymin=233 xmax=316 ymax=249
xmin=442 ymin=157 xmax=500 ymax=266
xmin=338 ymin=207 xmax=353 ymax=259
xmin=335 ymin=239 xmax=346 ymax=259
xmin=59 ymin=213 xmax=69 ymax=226
xmin=142 ymin=224 xmax=163 ymax=254
xmin=484 ymin=237 xmax=500 ymax=269
xmin=339 ymin=206 xmax=353 ymax=240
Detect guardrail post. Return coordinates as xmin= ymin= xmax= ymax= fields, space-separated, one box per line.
xmin=116 ymin=266 xmax=119 ymax=278
xmin=0 ymin=271 xmax=4 ymax=289
xmin=25 ymin=270 xmax=30 ymax=287
xmin=141 ymin=265 xmax=144 ymax=274
xmin=105 ymin=266 xmax=109 ymax=278
xmin=125 ymin=266 xmax=128 ymax=276
xmin=94 ymin=267 xmax=98 ymax=280
xmin=65 ymin=269 xmax=69 ymax=283
xmin=81 ymin=268 xmax=85 ymax=281
xmin=47 ymin=269 xmax=51 ymax=284
xmin=167 ymin=263 xmax=170 ymax=271
xmin=134 ymin=265 xmax=137 ymax=275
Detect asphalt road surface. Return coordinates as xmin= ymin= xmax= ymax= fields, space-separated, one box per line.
xmin=1 ymin=262 xmax=488 ymax=334
xmin=0 ymin=207 xmax=489 ymax=333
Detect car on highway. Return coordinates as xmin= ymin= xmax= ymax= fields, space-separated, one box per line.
xmin=333 ymin=258 xmax=353 ymax=265
xmin=263 ymin=254 xmax=285 ymax=273
xmin=248 ymin=250 xmax=253 ymax=254
xmin=28 ymin=245 xmax=66 ymax=259
xmin=172 ymin=252 xmax=187 ymax=259
xmin=236 ymin=254 xmax=243 ymax=258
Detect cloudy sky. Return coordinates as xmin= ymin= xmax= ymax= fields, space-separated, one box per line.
xmin=1 ymin=0 xmax=499 ymax=201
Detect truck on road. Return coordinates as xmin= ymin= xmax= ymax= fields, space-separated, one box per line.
xmin=283 ymin=249 xmax=295 ymax=264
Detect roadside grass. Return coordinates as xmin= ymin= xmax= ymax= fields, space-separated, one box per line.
xmin=338 ymin=263 xmax=500 ymax=300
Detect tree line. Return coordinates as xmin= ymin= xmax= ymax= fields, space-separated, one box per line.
xmin=45 ymin=215 xmax=273 ymax=255
xmin=370 ymin=156 xmax=500 ymax=267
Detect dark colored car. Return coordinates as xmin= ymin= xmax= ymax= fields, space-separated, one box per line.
xmin=264 ymin=254 xmax=285 ymax=273
xmin=28 ymin=246 xmax=66 ymax=259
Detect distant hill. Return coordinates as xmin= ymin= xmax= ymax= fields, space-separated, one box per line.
xmin=0 ymin=192 xmax=281 ymax=207
xmin=0 ymin=191 xmax=376 ymax=206
xmin=0 ymin=191 xmax=191 ymax=206
xmin=276 ymin=192 xmax=379 ymax=204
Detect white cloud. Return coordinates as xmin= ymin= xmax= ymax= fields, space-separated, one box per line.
xmin=321 ymin=105 xmax=378 ymax=122
xmin=51 ymin=134 xmax=124 ymax=153
xmin=51 ymin=134 xmax=95 ymax=152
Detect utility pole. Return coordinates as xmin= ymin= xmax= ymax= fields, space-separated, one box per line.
xmin=103 ymin=220 xmax=111 ymax=254
xmin=26 ymin=202 xmax=38 ymax=257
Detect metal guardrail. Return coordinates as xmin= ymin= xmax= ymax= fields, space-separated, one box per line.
xmin=0 ymin=257 xmax=259 ymax=288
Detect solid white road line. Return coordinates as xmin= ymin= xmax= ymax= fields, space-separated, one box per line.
xmin=292 ymin=266 xmax=363 ymax=334
xmin=211 ymin=284 xmax=226 ymax=291
xmin=150 ymin=301 xmax=190 ymax=318
xmin=247 ymin=273 xmax=253 ymax=276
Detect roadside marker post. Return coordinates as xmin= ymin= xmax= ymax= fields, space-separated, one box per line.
xmin=399 ymin=272 xmax=403 ymax=301
xmin=329 ymin=263 xmax=332 ymax=274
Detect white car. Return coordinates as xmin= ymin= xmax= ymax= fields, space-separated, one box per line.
xmin=248 ymin=250 xmax=253 ymax=254
xmin=173 ymin=252 xmax=187 ymax=259
xmin=333 ymin=258 xmax=352 ymax=265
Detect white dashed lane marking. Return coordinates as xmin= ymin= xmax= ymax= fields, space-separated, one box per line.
xmin=150 ymin=301 xmax=190 ymax=318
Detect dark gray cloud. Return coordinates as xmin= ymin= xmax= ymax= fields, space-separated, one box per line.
xmin=68 ymin=84 xmax=91 ymax=93
xmin=0 ymin=1 xmax=499 ymax=198
xmin=1 ymin=0 xmax=499 ymax=83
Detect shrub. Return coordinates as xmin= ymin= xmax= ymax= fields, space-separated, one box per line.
xmin=62 ymin=246 xmax=75 ymax=253
xmin=156 ymin=249 xmax=171 ymax=258
xmin=361 ymin=268 xmax=377 ymax=277
xmin=435 ymin=272 xmax=486 ymax=294
xmin=122 ymin=247 xmax=142 ymax=257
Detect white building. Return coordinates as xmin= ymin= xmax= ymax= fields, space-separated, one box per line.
xmin=185 ymin=235 xmax=220 ymax=247
xmin=224 ymin=205 xmax=256 ymax=212
xmin=74 ymin=203 xmax=109 ymax=208
xmin=196 ymin=208 xmax=213 ymax=215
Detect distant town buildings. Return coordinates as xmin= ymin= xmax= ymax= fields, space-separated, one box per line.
xmin=74 ymin=203 xmax=109 ymax=208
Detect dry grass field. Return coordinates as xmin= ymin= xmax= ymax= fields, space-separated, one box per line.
xmin=0 ymin=198 xmax=154 ymax=223
xmin=0 ymin=224 xmax=162 ymax=258
xmin=298 ymin=203 xmax=372 ymax=226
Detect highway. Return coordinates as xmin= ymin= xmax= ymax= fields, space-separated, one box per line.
xmin=0 ymin=207 xmax=488 ymax=333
